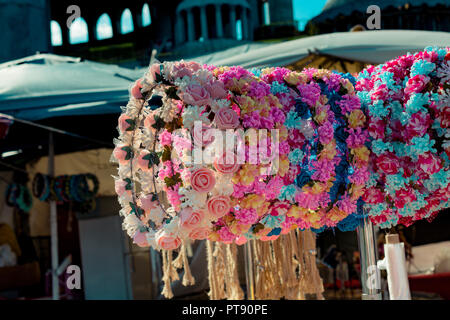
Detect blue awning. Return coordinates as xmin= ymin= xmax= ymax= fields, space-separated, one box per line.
xmin=0 ymin=53 xmax=142 ymax=121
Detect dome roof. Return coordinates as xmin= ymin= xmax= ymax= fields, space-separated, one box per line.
xmin=313 ymin=0 xmax=448 ymax=22
xmin=177 ymin=0 xmax=249 ymax=12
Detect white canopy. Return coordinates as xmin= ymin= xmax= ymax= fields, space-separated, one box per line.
xmin=199 ymin=30 xmax=450 ymax=68
xmin=0 ymin=53 xmax=142 ymax=121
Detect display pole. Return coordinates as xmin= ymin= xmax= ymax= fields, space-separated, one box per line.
xmin=243 ymin=240 xmax=255 ymax=300
xmin=356 ymin=216 xmax=382 ymax=300
xmin=48 ymin=132 xmax=60 ymax=300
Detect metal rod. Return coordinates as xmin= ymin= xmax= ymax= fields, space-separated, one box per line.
xmin=244 ymin=240 xmax=255 ymax=300
xmin=48 ymin=132 xmax=60 ymax=300
xmin=356 ymin=216 xmax=382 ymax=300
xmin=0 ymin=113 xmax=113 ymax=147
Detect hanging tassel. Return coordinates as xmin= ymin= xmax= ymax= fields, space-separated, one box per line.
xmin=172 ymin=244 xmax=184 ymax=269
xmin=299 ymin=230 xmax=325 ymax=299
xmin=182 ymin=243 xmax=195 ymax=286
xmin=213 ymin=241 xmax=226 ymax=300
xmin=206 ymin=240 xmax=226 ymax=300
xmin=224 ymin=244 xmax=244 ymax=300
xmin=206 ymin=240 xmax=218 ymax=299
xmin=161 ymin=250 xmax=174 ymax=299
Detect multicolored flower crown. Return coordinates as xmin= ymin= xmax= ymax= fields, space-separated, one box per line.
xmin=112 ymin=47 xmax=450 ymax=250
xmin=357 ymin=46 xmax=450 ymax=228
xmin=260 ymin=68 xmax=369 ymax=232
xmin=112 ymin=61 xmax=292 ymax=250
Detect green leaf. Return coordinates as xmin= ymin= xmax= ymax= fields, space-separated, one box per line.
xmin=154 ymin=72 xmax=164 ymax=83
xmin=142 ymin=151 xmax=160 ymax=168
xmin=165 ymin=86 xmax=181 ymax=100
xmin=124 ymin=178 xmax=133 ymax=190
xmin=125 ymin=119 xmax=136 ymax=131
xmin=129 ymin=202 xmax=144 ymax=217
xmin=151 ymin=116 xmax=166 ymax=131
xmin=121 ymin=146 xmax=134 ymax=160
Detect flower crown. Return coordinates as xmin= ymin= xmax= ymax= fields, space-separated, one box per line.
xmin=357 ymin=46 xmax=450 ymax=228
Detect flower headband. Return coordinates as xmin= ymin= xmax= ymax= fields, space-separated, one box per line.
xmin=357 ymin=46 xmax=450 ymax=228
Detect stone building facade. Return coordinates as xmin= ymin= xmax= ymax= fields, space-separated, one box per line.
xmin=0 ymin=0 xmax=295 ymax=65
xmin=306 ymin=0 xmax=450 ymax=34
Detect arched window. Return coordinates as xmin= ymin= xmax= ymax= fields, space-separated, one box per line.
xmin=263 ymin=1 xmax=270 ymax=25
xmin=69 ymin=17 xmax=89 ymax=44
xmin=236 ymin=19 xmax=243 ymax=40
xmin=120 ymin=8 xmax=134 ymax=34
xmin=142 ymin=3 xmax=152 ymax=27
xmin=50 ymin=20 xmax=63 ymax=46
xmin=96 ymin=13 xmax=113 ymax=40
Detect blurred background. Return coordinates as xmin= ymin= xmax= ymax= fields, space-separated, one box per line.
xmin=0 ymin=0 xmax=449 ymax=300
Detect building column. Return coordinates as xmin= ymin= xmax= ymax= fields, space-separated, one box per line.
xmin=241 ymin=7 xmax=248 ymax=40
xmin=215 ymin=4 xmax=223 ymax=38
xmin=132 ymin=9 xmax=142 ymax=29
xmin=111 ymin=10 xmax=122 ymax=36
xmin=174 ymin=12 xmax=183 ymax=45
xmin=247 ymin=8 xmax=253 ymax=40
xmin=186 ymin=8 xmax=195 ymax=42
xmin=87 ymin=16 xmax=97 ymax=42
xmin=58 ymin=19 xmax=70 ymax=45
xmin=229 ymin=5 xmax=236 ymax=39
xmin=200 ymin=6 xmax=208 ymax=40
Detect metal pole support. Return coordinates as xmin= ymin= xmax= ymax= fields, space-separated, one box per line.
xmin=356 ymin=216 xmax=382 ymax=300
xmin=244 ymin=240 xmax=255 ymax=300
xmin=48 ymin=132 xmax=60 ymax=300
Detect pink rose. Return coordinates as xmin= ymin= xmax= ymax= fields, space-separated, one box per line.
xmin=193 ymin=124 xmax=215 ymax=147
xmin=207 ymin=196 xmax=231 ymax=219
xmin=156 ymin=231 xmax=181 ymax=250
xmin=133 ymin=231 xmax=149 ymax=247
xmin=418 ymin=152 xmax=442 ymax=175
xmin=205 ymin=81 xmax=228 ymax=99
xmin=368 ymin=117 xmax=386 ymax=140
xmin=168 ymin=61 xmax=201 ymax=80
xmin=131 ymin=79 xmax=143 ymax=99
xmin=137 ymin=149 xmax=152 ymax=171
xmin=115 ymin=179 xmax=130 ymax=197
xmin=113 ymin=145 xmax=131 ymax=165
xmin=118 ymin=114 xmax=133 ymax=133
xmin=180 ymin=208 xmax=205 ymax=230
xmin=214 ymin=107 xmax=240 ymax=129
xmin=144 ymin=112 xmax=156 ymax=131
xmin=375 ymin=153 xmax=399 ymax=175
xmin=214 ymin=152 xmax=240 ymax=174
xmin=405 ymin=75 xmax=429 ymax=96
xmin=182 ymin=83 xmax=211 ymax=106
xmin=440 ymin=106 xmax=450 ymax=128
xmin=148 ymin=63 xmax=161 ymax=82
xmin=191 ymin=168 xmax=216 ymax=193
xmin=371 ymin=83 xmax=389 ymax=101
xmin=394 ymin=188 xmax=417 ymax=209
xmin=189 ymin=227 xmax=210 ymax=240
xmin=138 ymin=194 xmax=158 ymax=211
xmin=406 ymin=112 xmax=430 ymax=138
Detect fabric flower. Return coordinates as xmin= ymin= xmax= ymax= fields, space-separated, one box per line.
xmin=207 ymin=195 xmax=231 ymax=219
xmin=214 ymin=107 xmax=240 ymax=129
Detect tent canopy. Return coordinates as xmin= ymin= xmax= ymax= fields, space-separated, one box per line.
xmin=0 ymin=53 xmax=142 ymax=121
xmin=202 ymin=30 xmax=450 ymax=68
